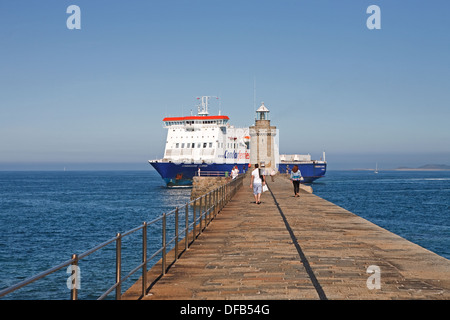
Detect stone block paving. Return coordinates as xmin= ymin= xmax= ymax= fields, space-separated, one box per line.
xmin=123 ymin=175 xmax=450 ymax=300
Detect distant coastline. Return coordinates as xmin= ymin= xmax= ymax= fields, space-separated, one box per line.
xmin=395 ymin=164 xmax=450 ymax=170
xmin=392 ymin=168 xmax=450 ymax=171
xmin=346 ymin=164 xmax=450 ymax=171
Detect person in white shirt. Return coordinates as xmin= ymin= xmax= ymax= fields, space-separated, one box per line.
xmin=231 ymin=165 xmax=239 ymax=179
xmin=250 ymin=164 xmax=265 ymax=204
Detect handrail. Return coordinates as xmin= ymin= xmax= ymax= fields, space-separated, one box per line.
xmin=0 ymin=174 xmax=244 ymax=300
xmin=196 ymin=170 xmax=231 ymax=177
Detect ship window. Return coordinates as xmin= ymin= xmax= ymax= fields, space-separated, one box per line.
xmin=209 ymin=142 xmax=212 ymax=148
xmin=176 ymin=143 xmax=179 ymax=148
xmin=197 ymin=143 xmax=201 ymax=148
xmin=192 ymin=143 xmax=195 ymax=148
xmin=203 ymin=143 xmax=207 ymax=148
xmin=181 ymin=143 xmax=185 ymax=148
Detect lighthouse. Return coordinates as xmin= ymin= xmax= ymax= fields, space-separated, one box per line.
xmin=249 ymin=102 xmax=279 ymax=172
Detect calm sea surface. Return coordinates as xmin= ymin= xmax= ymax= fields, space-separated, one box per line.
xmin=313 ymin=170 xmax=450 ymax=261
xmin=0 ymin=169 xmax=449 ymax=299
xmin=0 ymin=170 xmax=191 ymax=300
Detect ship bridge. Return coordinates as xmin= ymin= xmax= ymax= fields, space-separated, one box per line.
xmin=163 ymin=115 xmax=229 ymax=128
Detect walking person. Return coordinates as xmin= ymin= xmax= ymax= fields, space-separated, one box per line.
xmin=231 ymin=165 xmax=239 ymax=179
xmin=250 ymin=164 xmax=265 ymax=204
xmin=290 ymin=165 xmax=302 ymax=197
xmin=270 ymin=168 xmax=276 ymax=182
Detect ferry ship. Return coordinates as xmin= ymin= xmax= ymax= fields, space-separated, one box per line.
xmin=149 ymin=96 xmax=326 ymax=187
xmin=149 ymin=96 xmax=250 ymax=187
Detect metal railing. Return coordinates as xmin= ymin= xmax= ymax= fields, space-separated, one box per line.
xmin=197 ymin=170 xmax=230 ymax=177
xmin=0 ymin=174 xmax=244 ymax=300
xmin=197 ymin=170 xmax=248 ymax=177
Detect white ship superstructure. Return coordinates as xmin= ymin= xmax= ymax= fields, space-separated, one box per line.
xmin=149 ymin=96 xmax=250 ymax=186
xmin=162 ymin=96 xmax=249 ymax=164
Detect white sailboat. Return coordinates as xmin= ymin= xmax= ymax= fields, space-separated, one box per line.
xmin=374 ymin=163 xmax=379 ymax=174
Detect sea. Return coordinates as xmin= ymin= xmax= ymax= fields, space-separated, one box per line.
xmin=0 ymin=169 xmax=449 ymax=300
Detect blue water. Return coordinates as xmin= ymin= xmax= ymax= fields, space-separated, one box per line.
xmin=0 ymin=170 xmax=191 ymax=300
xmin=313 ymin=170 xmax=450 ymax=261
xmin=0 ymin=169 xmax=448 ymax=300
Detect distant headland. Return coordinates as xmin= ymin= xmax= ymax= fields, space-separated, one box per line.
xmin=347 ymin=164 xmax=450 ymax=171
xmin=394 ymin=164 xmax=450 ymax=171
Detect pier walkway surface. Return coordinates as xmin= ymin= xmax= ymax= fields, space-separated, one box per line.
xmin=123 ymin=175 xmax=450 ymax=300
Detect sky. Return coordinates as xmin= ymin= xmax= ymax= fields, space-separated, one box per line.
xmin=1 ymin=0 xmax=449 ymax=170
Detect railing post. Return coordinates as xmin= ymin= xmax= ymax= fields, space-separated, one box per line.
xmin=199 ymin=196 xmax=203 ymax=233
xmin=162 ymin=213 xmax=166 ymax=275
xmin=225 ymin=183 xmax=228 ymax=204
xmin=175 ymin=207 xmax=179 ymax=261
xmin=192 ymin=202 xmax=196 ymax=241
xmin=115 ymin=233 xmax=122 ymax=300
xmin=205 ymin=192 xmax=209 ymax=225
xmin=215 ymin=187 xmax=218 ymax=216
xmin=226 ymin=182 xmax=229 ymax=203
xmin=142 ymin=221 xmax=147 ymax=297
xmin=221 ymin=185 xmax=224 ymax=210
xmin=208 ymin=192 xmax=212 ymax=224
xmin=185 ymin=203 xmax=189 ymax=250
xmin=206 ymin=193 xmax=209 ymax=223
xmin=213 ymin=188 xmax=216 ymax=217
xmin=219 ymin=185 xmax=222 ymax=210
xmin=70 ymin=254 xmax=78 ymax=300
xmin=206 ymin=192 xmax=209 ymax=224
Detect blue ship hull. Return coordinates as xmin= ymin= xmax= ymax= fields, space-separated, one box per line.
xmin=149 ymin=161 xmax=250 ymax=187
xmin=278 ymin=162 xmax=327 ymax=183
xmin=150 ymin=161 xmax=326 ymax=187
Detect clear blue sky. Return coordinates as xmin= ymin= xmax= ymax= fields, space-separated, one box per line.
xmin=1 ymin=0 xmax=449 ymax=170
